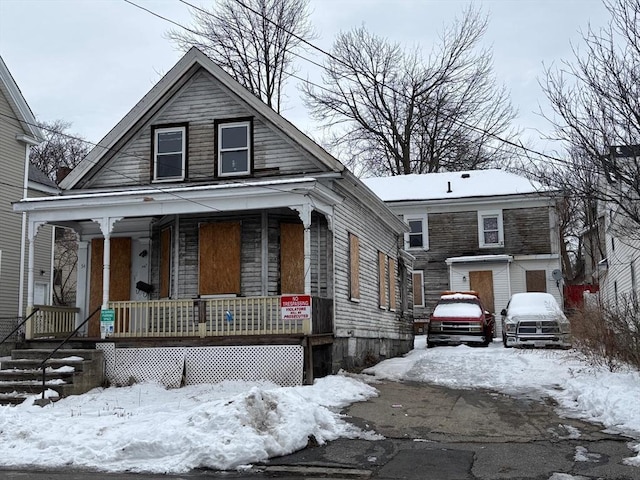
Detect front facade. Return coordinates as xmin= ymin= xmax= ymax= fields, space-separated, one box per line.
xmin=365 ymin=170 xmax=563 ymax=338
xmin=14 ymin=48 xmax=413 ymax=383
xmin=0 ymin=56 xmax=53 ymax=353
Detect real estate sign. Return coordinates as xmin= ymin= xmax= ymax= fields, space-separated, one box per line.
xmin=280 ymin=295 xmax=312 ymax=321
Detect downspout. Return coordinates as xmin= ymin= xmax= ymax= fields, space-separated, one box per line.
xmin=17 ymin=137 xmax=39 ymax=318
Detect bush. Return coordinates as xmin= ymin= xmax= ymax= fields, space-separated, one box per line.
xmin=569 ymin=295 xmax=640 ymax=371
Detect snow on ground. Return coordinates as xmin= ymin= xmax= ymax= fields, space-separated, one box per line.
xmin=0 ymin=338 xmax=639 ymax=474
xmin=365 ymin=336 xmax=640 ymax=467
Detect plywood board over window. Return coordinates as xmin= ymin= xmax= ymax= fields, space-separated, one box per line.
xmin=526 ymin=270 xmax=547 ymax=292
xmin=378 ymin=251 xmax=387 ymax=308
xmin=388 ymin=257 xmax=397 ymax=311
xmin=280 ymin=223 xmax=304 ymax=294
xmin=89 ymin=237 xmax=132 ymax=337
xmin=412 ymin=271 xmax=424 ymax=308
xmin=349 ymin=233 xmax=360 ymax=301
xmin=199 ymin=222 xmax=241 ymax=295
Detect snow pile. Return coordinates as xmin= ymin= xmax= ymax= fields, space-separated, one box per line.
xmin=0 ymin=376 xmax=379 ymax=473
xmin=365 ymin=337 xmax=640 ymax=466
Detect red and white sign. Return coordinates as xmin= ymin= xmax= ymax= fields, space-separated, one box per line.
xmin=280 ymin=295 xmax=312 ymax=321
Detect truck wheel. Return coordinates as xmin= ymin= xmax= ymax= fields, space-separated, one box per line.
xmin=502 ymin=333 xmax=512 ymax=348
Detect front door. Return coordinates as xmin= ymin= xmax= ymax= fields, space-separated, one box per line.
xmin=88 ymin=237 xmax=132 ymax=337
xmin=469 ymin=270 xmax=495 ymax=313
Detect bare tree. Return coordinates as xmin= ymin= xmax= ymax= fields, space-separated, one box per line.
xmin=167 ymin=0 xmax=314 ymax=113
xmin=302 ymin=6 xmax=518 ymax=176
xmin=29 ymin=120 xmax=89 ymax=182
xmin=540 ymin=0 xmax=640 ymax=238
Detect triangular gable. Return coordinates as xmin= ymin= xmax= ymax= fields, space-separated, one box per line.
xmin=61 ymin=47 xmax=343 ymax=189
xmin=0 ymin=55 xmax=45 ymax=144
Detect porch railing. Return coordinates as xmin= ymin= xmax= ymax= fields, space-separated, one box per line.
xmin=32 ymin=305 xmax=80 ymax=338
xmin=108 ymin=296 xmax=311 ymax=338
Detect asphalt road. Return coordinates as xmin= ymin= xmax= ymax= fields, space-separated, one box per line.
xmin=1 ymin=381 xmax=638 ymax=480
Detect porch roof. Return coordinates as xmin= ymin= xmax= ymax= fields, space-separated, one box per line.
xmin=13 ymin=176 xmax=343 ymax=224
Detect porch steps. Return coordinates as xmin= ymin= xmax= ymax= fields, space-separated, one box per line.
xmin=0 ymin=349 xmax=104 ymax=406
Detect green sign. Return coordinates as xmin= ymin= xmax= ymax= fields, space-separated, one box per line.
xmin=100 ymin=309 xmax=115 ymax=337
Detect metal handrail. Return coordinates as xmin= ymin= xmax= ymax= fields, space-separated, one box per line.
xmin=0 ymin=308 xmax=40 ymax=350
xmin=38 ymin=306 xmax=101 ymax=400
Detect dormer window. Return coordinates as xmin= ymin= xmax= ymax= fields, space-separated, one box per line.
xmin=218 ymin=120 xmax=251 ymax=177
xmin=153 ymin=126 xmax=186 ymax=181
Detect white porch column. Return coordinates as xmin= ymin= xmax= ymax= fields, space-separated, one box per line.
xmin=294 ymin=203 xmax=312 ymax=295
xmin=93 ymin=217 xmax=122 ymax=309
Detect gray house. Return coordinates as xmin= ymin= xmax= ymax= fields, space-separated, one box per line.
xmin=13 ymin=48 xmax=413 ymax=384
xmin=0 ymin=55 xmax=55 ymax=354
xmin=365 ymin=169 xmax=563 ymax=338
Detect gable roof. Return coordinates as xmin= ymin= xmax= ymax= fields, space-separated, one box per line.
xmin=362 ymin=169 xmax=550 ymax=202
xmin=0 ymin=55 xmax=45 ymax=144
xmin=60 ymin=47 xmax=344 ymax=189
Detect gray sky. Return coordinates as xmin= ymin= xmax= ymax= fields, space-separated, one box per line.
xmin=0 ymin=0 xmax=609 ymax=156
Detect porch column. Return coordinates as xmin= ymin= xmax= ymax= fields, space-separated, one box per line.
xmin=25 ymin=220 xmax=44 ymax=339
xmin=294 ymin=203 xmax=312 ymax=295
xmin=93 ymin=216 xmax=122 ymax=309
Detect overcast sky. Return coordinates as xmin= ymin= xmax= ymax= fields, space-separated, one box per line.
xmin=0 ymin=0 xmax=610 ymax=157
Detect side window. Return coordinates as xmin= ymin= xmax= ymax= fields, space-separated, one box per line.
xmin=378 ymin=251 xmax=387 ymax=308
xmin=388 ymin=256 xmax=397 ymax=311
xmin=153 ymin=126 xmax=186 ymax=181
xmin=349 ymin=233 xmax=360 ymax=301
xmin=218 ymin=121 xmax=251 ymax=176
xmin=404 ymin=215 xmax=428 ymax=250
xmin=478 ymin=210 xmax=503 ymax=248
xmin=412 ymin=270 xmax=424 ymax=308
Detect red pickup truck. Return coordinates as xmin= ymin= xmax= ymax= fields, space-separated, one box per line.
xmin=427 ymin=291 xmax=495 ymax=348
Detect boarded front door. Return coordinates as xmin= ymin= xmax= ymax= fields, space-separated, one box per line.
xmin=89 ymin=237 xmax=132 ymax=337
xmin=469 ymin=270 xmax=495 ymax=313
xmin=280 ymin=223 xmax=304 ymax=294
xmin=199 ymin=222 xmax=241 ymax=295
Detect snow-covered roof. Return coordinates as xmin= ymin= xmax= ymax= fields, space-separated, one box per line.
xmin=362 ymin=169 xmax=549 ymax=202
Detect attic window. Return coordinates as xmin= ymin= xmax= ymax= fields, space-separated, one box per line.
xmin=153 ymin=126 xmax=186 ymax=181
xmin=218 ymin=120 xmax=252 ymax=177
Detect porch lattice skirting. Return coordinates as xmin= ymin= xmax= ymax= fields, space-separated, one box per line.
xmin=97 ymin=343 xmax=304 ymax=388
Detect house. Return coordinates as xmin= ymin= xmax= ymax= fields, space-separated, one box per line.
xmin=0 ymin=55 xmax=56 ymax=355
xmin=595 ymin=146 xmax=640 ymax=308
xmin=364 ymin=169 xmax=563 ymax=337
xmin=12 ymin=48 xmax=413 ymax=386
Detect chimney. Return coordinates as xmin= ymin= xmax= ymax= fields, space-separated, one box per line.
xmin=447 ymin=181 xmax=452 ymax=193
xmin=56 ymin=166 xmax=72 ymax=184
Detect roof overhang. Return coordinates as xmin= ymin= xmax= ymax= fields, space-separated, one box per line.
xmin=446 ymin=254 xmax=513 ymax=265
xmin=14 ymin=177 xmax=343 ymax=224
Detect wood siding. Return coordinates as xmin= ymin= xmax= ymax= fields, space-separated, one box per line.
xmin=85 ymin=70 xmax=324 ymax=188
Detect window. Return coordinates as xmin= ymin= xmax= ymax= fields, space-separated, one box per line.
xmin=478 ymin=210 xmax=504 ymax=248
xmin=378 ymin=251 xmax=387 ymax=308
xmin=412 ymin=270 xmax=424 ymax=308
xmin=218 ymin=121 xmax=251 ymax=176
xmin=153 ymin=126 xmax=186 ymax=181
xmin=388 ymin=257 xmax=397 ymax=311
xmin=349 ymin=233 xmax=360 ymax=301
xmin=525 ymin=270 xmax=547 ymax=292
xmin=404 ymin=215 xmax=428 ymax=250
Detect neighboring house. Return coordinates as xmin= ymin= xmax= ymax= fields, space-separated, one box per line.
xmin=0 ymin=55 xmax=54 ymax=354
xmin=13 ymin=48 xmax=413 ymax=385
xmin=595 ymin=146 xmax=640 ymax=307
xmin=364 ymin=169 xmax=563 ymax=338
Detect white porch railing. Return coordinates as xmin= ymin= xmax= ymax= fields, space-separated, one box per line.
xmin=31 ymin=305 xmax=80 ymax=338
xmin=108 ymin=296 xmax=311 ymax=338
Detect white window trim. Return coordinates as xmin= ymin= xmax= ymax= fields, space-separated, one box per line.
xmin=153 ymin=126 xmax=186 ymax=182
xmin=413 ymin=270 xmax=425 ymax=308
xmin=477 ymin=210 xmax=504 ymax=248
xmin=218 ymin=121 xmax=251 ymax=177
xmin=404 ymin=214 xmax=428 ymax=250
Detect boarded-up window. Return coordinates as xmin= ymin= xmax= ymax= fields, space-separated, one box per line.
xmin=349 ymin=233 xmax=360 ymax=301
xmin=526 ymin=270 xmax=547 ymax=292
xmin=412 ymin=270 xmax=424 ymax=308
xmin=388 ymin=257 xmax=397 ymax=311
xmin=199 ymin=222 xmax=241 ymax=295
xmin=378 ymin=251 xmax=387 ymax=308
xmin=160 ymin=228 xmax=171 ymax=298
xmin=281 ymin=223 xmax=304 ymax=294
